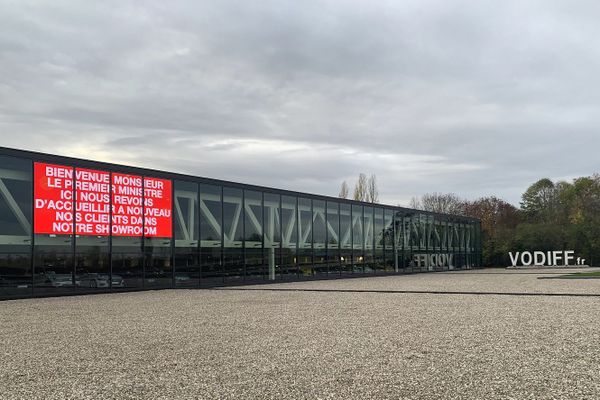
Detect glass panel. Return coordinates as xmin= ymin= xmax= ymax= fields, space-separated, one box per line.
xmin=0 ymin=253 xmax=31 ymax=297
xmin=73 ymin=167 xmax=111 ymax=292
xmin=174 ymin=180 xmax=199 ymax=287
xmin=264 ymin=193 xmax=280 ymax=281
xmin=312 ymin=200 xmax=326 ymax=275
xmin=427 ymin=215 xmax=435 ymax=255
xmin=0 ymin=155 xmax=32 ymax=297
xmin=110 ymin=172 xmax=143 ymax=289
xmin=297 ymin=198 xmax=312 ymax=276
xmin=374 ymin=208 xmax=385 ymax=272
xmin=111 ymin=253 xmax=143 ymax=289
xmin=33 ymin=251 xmax=74 ymax=294
xmin=144 ymin=236 xmax=172 ymax=288
xmin=200 ymin=184 xmax=222 ymax=285
xmin=223 ymin=187 xmax=243 ymax=281
xmin=0 ymin=156 xmax=32 ymax=249
xmin=420 ymin=214 xmax=428 ymax=252
xmin=384 ymin=209 xmax=396 ymax=272
xmin=374 ymin=208 xmax=384 ymax=250
xmin=326 ymin=201 xmax=340 ymax=275
xmin=33 ymin=164 xmax=75 ymax=295
xmin=75 ymin=236 xmax=110 ymax=292
xmin=339 ymin=203 xmax=352 ymax=274
xmin=440 ymin=218 xmax=448 ymax=252
xmin=363 ymin=206 xmax=374 ymax=273
xmin=352 ymin=204 xmax=363 ymax=273
xmin=244 ymin=190 xmax=263 ymax=280
xmin=434 ymin=217 xmax=443 ymax=252
xmin=143 ymin=176 xmax=172 ymax=287
xmin=281 ymin=195 xmax=297 ymax=278
xmin=174 ymin=252 xmax=199 ymax=287
xmin=396 ymin=211 xmax=408 ymax=271
xmin=174 ymin=181 xmax=199 ymax=248
xmin=111 ymin=236 xmax=143 ymax=289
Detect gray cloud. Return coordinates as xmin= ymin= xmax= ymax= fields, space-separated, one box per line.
xmin=1 ymin=0 xmax=599 ymax=206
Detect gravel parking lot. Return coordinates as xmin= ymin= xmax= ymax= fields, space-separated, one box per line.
xmin=1 ymin=268 xmax=599 ymax=400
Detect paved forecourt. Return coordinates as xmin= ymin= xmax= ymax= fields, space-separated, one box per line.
xmin=1 ymin=268 xmax=599 ymax=400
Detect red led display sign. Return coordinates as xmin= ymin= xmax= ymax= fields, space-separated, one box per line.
xmin=76 ymin=167 xmax=111 ymax=235
xmin=142 ymin=176 xmax=172 ymax=238
xmin=34 ymin=162 xmax=172 ymax=238
xmin=34 ymin=163 xmax=74 ymax=235
xmin=111 ymin=172 xmax=144 ymax=236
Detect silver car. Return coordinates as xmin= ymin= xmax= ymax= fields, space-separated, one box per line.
xmin=76 ymin=273 xmax=125 ymax=288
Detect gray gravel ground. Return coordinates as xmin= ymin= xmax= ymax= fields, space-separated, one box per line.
xmin=240 ymin=267 xmax=600 ymax=295
xmin=1 ymin=268 xmax=599 ymax=400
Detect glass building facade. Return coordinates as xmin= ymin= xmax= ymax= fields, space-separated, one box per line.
xmin=0 ymin=147 xmax=482 ymax=300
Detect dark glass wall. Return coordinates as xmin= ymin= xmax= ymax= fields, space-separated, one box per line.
xmin=326 ymin=201 xmax=340 ymax=276
xmin=281 ymin=195 xmax=298 ymax=279
xmin=384 ymin=209 xmax=395 ymax=272
xmin=0 ymin=148 xmax=483 ymax=300
xmin=34 ymin=164 xmax=75 ymax=296
xmin=374 ymin=207 xmax=386 ymax=273
xmin=244 ymin=190 xmax=263 ymax=281
xmin=200 ymin=184 xmax=222 ymax=286
xmin=264 ymin=193 xmax=280 ymax=281
xmin=339 ymin=203 xmax=352 ymax=275
xmin=223 ymin=187 xmax=243 ymax=282
xmin=352 ymin=204 xmax=363 ymax=274
xmin=298 ymin=197 xmax=312 ymax=276
xmin=312 ymin=200 xmax=327 ymax=275
xmin=363 ymin=206 xmax=374 ymax=273
xmin=0 ymin=156 xmax=32 ymax=298
xmin=174 ymin=180 xmax=199 ymax=287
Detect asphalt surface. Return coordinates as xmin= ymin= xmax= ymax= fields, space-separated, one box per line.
xmin=1 ymin=268 xmax=599 ymax=399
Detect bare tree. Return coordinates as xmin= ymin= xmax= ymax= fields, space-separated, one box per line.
xmin=339 ymin=181 xmax=349 ymax=199
xmin=367 ymin=174 xmax=379 ymax=203
xmin=412 ymin=192 xmax=464 ymax=215
xmin=353 ymin=173 xmax=368 ymax=201
xmin=409 ymin=196 xmax=422 ymax=210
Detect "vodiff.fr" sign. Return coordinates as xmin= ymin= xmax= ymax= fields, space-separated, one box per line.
xmin=508 ymin=250 xmax=586 ymax=267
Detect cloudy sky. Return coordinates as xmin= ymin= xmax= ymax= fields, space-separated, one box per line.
xmin=1 ymin=0 xmax=599 ymax=206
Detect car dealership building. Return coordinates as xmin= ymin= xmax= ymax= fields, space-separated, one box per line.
xmin=0 ymin=147 xmax=482 ymax=299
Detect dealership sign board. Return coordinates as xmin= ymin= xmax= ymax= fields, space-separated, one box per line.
xmin=508 ymin=250 xmax=586 ymax=267
xmin=33 ymin=162 xmax=172 ymax=237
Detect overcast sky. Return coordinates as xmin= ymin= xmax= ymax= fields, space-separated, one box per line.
xmin=1 ymin=0 xmax=599 ymax=206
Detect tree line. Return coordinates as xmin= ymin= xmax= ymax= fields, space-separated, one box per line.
xmin=409 ymin=175 xmax=600 ymax=267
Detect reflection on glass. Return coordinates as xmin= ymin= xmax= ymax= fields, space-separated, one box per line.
xmin=363 ymin=206 xmax=374 ymax=273
xmin=352 ymin=204 xmax=363 ymax=274
xmin=281 ymin=195 xmax=298 ymax=278
xmin=264 ymin=193 xmax=280 ymax=280
xmin=244 ymin=190 xmax=263 ymax=280
xmin=33 ymin=165 xmax=75 ymax=295
xmin=326 ymin=201 xmax=340 ymax=275
xmin=75 ymin=235 xmax=110 ymax=292
xmin=174 ymin=180 xmax=199 ymax=287
xmin=223 ymin=187 xmax=243 ymax=281
xmin=373 ymin=208 xmax=385 ymax=272
xmin=200 ymin=184 xmax=222 ymax=285
xmin=0 ymin=150 xmax=485 ymax=299
xmin=312 ymin=200 xmax=326 ymax=275
xmin=144 ymin=236 xmax=172 ymax=288
xmin=384 ymin=209 xmax=396 ymax=272
xmin=339 ymin=203 xmax=352 ymax=275
xmin=0 ymin=155 xmax=32 ymax=296
xmin=298 ymin=198 xmax=312 ymax=276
